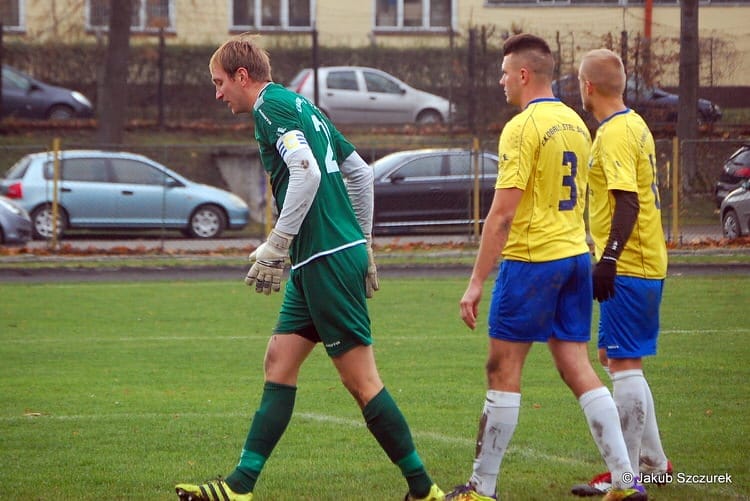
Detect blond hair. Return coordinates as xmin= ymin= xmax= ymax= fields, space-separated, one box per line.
xmin=209 ymin=33 xmax=272 ymax=82
xmin=580 ymin=48 xmax=626 ymax=98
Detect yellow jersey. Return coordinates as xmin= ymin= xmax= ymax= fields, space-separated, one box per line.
xmin=497 ymin=98 xmax=591 ymax=262
xmin=588 ymin=109 xmax=668 ymax=279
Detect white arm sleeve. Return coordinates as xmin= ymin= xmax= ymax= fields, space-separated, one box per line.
xmin=274 ymin=130 xmax=321 ymax=236
xmin=340 ymin=151 xmax=374 ymax=235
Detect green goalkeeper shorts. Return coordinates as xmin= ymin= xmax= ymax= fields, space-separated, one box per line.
xmin=274 ymin=244 xmax=372 ymax=357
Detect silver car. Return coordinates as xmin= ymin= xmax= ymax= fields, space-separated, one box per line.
xmin=720 ymin=180 xmax=750 ymax=239
xmin=0 ymin=195 xmax=32 ymax=245
xmin=0 ymin=150 xmax=250 ymax=240
xmin=287 ymin=66 xmax=453 ymax=125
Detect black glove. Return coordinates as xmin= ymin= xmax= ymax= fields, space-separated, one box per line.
xmin=593 ymin=258 xmax=617 ymax=302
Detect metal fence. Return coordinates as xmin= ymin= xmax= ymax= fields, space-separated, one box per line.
xmin=0 ymin=136 xmax=744 ymax=251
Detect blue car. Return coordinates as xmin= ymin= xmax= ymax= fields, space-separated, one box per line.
xmin=0 ymin=195 xmax=32 ymax=245
xmin=2 ymin=65 xmax=94 ymax=120
xmin=0 ymin=150 xmax=250 ymax=239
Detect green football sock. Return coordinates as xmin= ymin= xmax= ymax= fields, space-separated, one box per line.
xmin=363 ymin=387 xmax=434 ymax=498
xmin=225 ymin=381 xmax=296 ymax=494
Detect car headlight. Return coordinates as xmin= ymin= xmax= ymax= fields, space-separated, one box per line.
xmin=72 ymin=91 xmax=93 ymax=108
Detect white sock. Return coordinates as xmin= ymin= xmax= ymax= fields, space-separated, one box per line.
xmin=612 ymin=369 xmax=648 ymax=474
xmin=579 ymin=386 xmax=635 ymax=490
xmin=468 ymin=390 xmax=520 ymax=497
xmin=639 ymin=376 xmax=669 ymax=472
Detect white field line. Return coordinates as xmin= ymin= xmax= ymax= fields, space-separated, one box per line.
xmin=0 ymin=411 xmax=736 ymax=494
xmin=0 ymin=409 xmax=582 ymax=466
xmin=3 ymin=327 xmax=750 ymax=345
xmin=4 ymin=328 xmax=750 ymax=345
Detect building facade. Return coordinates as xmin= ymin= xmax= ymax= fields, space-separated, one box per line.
xmin=2 ymin=0 xmax=749 ymax=85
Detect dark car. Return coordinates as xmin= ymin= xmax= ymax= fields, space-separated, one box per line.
xmin=552 ymin=74 xmax=721 ymax=125
xmin=714 ymin=144 xmax=750 ymax=208
xmin=371 ymin=148 xmax=498 ymax=234
xmin=1 ymin=64 xmax=94 ymax=120
xmin=0 ymin=195 xmax=32 ymax=245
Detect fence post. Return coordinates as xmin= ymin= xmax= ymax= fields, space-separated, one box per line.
xmin=472 ymin=136 xmax=480 ymax=241
xmin=671 ymin=137 xmax=680 ymax=243
xmin=51 ymin=138 xmax=61 ymax=250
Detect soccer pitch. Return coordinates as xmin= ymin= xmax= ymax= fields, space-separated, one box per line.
xmin=1 ymin=275 xmax=748 ymax=500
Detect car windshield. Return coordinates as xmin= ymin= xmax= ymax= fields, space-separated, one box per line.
xmin=288 ymin=70 xmax=310 ymax=89
xmin=4 ymin=156 xmax=32 ymax=180
xmin=372 ymin=151 xmax=431 ymax=178
xmin=2 ymin=66 xmax=31 ymax=92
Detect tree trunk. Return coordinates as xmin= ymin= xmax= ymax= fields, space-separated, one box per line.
xmin=97 ymin=0 xmax=133 ymax=145
xmin=678 ymin=0 xmax=699 ymax=189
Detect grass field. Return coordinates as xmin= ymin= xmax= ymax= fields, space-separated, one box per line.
xmin=1 ymin=275 xmax=748 ymax=500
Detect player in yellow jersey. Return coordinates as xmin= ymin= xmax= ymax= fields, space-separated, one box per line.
xmin=448 ymin=34 xmax=644 ymax=501
xmin=571 ymin=48 xmax=670 ymax=498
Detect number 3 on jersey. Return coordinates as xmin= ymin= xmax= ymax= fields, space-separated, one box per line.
xmin=559 ymin=151 xmax=578 ymax=211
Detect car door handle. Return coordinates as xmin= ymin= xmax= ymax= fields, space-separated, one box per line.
xmin=121 ymin=190 xmax=134 ymax=195
xmin=60 ymin=187 xmax=72 ymax=192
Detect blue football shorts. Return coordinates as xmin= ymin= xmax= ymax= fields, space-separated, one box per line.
xmin=598 ymin=275 xmax=664 ymax=359
xmin=488 ymin=253 xmax=592 ymax=343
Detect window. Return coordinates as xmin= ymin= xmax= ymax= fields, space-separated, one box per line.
xmin=1 ymin=66 xmax=30 ymax=92
xmin=363 ymin=72 xmax=401 ymax=94
xmin=111 ymin=160 xmax=167 ymax=185
xmin=326 ymin=71 xmax=359 ymax=91
xmin=396 ymin=157 xmax=441 ymax=179
xmin=232 ymin=0 xmax=313 ymax=30
xmin=1 ymin=0 xmax=23 ymax=31
xmin=60 ymin=159 xmax=109 ymax=183
xmin=375 ymin=0 xmax=453 ymax=30
xmin=88 ymin=0 xmax=174 ymax=32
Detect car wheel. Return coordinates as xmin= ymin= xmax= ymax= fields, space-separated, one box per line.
xmin=47 ymin=105 xmax=75 ymax=120
xmin=416 ymin=110 xmax=443 ymax=125
xmin=187 ymin=204 xmax=226 ymax=239
xmin=722 ymin=209 xmax=741 ymax=239
xmin=30 ymin=204 xmax=67 ymax=240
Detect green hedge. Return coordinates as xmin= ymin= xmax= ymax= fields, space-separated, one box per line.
xmin=2 ymin=42 xmax=510 ymax=126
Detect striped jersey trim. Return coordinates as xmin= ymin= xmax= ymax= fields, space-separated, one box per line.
xmin=291 ymin=239 xmax=366 ymax=270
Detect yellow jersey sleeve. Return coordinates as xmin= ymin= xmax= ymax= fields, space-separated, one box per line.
xmin=497 ymin=99 xmax=591 ymax=262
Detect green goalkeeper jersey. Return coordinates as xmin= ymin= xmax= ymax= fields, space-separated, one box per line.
xmin=253 ymin=83 xmax=365 ymax=268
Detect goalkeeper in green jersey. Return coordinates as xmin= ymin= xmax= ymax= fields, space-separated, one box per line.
xmin=175 ymin=34 xmax=444 ymax=501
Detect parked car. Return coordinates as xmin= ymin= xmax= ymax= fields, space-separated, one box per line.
xmin=287 ymin=66 xmax=453 ymax=125
xmin=371 ymin=149 xmax=498 ymax=234
xmin=714 ymin=144 xmax=750 ymax=208
xmin=1 ymin=64 xmax=94 ymax=120
xmin=0 ymin=150 xmax=250 ymax=240
xmin=552 ymin=74 xmax=722 ymax=125
xmin=720 ymin=180 xmax=750 ymax=239
xmin=0 ymin=195 xmax=32 ymax=245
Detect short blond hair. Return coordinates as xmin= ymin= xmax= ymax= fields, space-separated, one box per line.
xmin=580 ymin=48 xmax=626 ymax=98
xmin=209 ymin=33 xmax=272 ymax=82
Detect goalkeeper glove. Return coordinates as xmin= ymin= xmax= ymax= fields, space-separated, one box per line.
xmin=245 ymin=229 xmax=293 ymax=295
xmin=592 ymin=256 xmax=617 ymax=302
xmin=365 ymin=234 xmax=379 ymax=298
